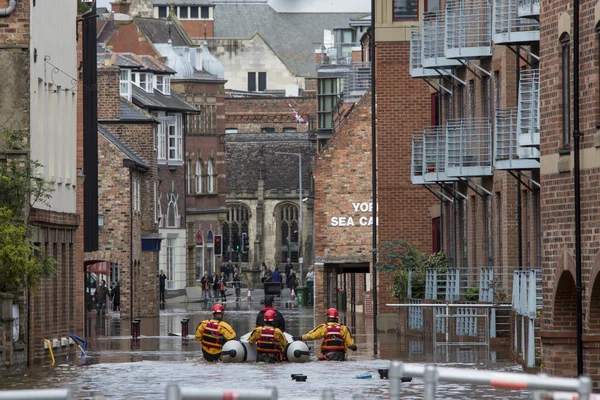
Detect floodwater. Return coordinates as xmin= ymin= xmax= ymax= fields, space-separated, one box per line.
xmin=0 ymin=298 xmax=533 ymax=399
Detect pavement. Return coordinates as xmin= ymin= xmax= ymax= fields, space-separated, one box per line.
xmin=165 ymin=286 xmax=299 ymax=306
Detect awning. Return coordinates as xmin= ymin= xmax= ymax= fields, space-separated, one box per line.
xmin=87 ymin=261 xmax=110 ymax=275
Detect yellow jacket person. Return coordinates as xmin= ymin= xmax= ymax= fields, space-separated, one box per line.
xmin=298 ymin=308 xmax=356 ymax=361
xmin=195 ymin=303 xmax=237 ymax=362
xmin=248 ymin=309 xmax=287 ymax=363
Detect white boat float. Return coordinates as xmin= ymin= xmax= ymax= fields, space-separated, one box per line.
xmin=221 ymin=332 xmax=310 ymax=363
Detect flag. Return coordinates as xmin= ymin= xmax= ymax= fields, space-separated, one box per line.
xmin=289 ymin=103 xmax=306 ymax=124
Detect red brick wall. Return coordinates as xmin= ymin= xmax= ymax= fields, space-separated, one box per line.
xmin=106 ymin=22 xmax=157 ymax=56
xmin=0 ymin=0 xmax=29 ymax=45
xmin=97 ymin=67 xmax=121 ymax=120
xmin=180 ymin=20 xmax=213 ymax=39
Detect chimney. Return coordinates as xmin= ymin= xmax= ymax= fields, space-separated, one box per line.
xmin=110 ymin=1 xmax=131 ymax=14
xmin=97 ymin=66 xmax=121 ymax=121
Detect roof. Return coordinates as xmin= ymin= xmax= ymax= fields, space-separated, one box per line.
xmin=98 ymin=124 xmax=150 ymax=169
xmin=109 ymin=53 xmax=176 ymax=74
xmin=212 ymin=4 xmax=362 ymax=77
xmin=120 ymin=99 xmax=156 ymax=122
xmin=134 ymin=18 xmax=190 ymax=47
xmin=131 ymin=85 xmax=199 ymax=112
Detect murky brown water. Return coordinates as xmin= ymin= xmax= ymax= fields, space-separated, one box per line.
xmin=0 ymin=298 xmax=532 ymax=399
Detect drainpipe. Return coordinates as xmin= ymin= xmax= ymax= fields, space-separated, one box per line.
xmin=0 ymin=0 xmax=16 ymax=17
xmin=370 ymin=0 xmax=378 ymax=348
xmin=516 ymin=46 xmax=523 ymax=268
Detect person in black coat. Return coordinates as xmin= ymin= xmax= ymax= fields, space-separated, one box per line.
xmin=111 ymin=281 xmax=121 ymax=311
xmin=256 ymin=295 xmax=286 ymax=332
xmin=158 ymin=269 xmax=167 ymax=303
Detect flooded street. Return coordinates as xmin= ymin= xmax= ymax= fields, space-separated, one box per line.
xmin=0 ymin=298 xmax=532 ymax=399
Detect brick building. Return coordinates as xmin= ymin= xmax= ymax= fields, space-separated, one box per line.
xmin=0 ymin=0 xmax=82 ymax=365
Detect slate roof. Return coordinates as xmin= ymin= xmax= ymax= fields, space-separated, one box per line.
xmin=132 ymin=85 xmax=199 ymax=112
xmin=120 ymin=99 xmax=156 ymax=122
xmin=109 ymin=53 xmax=176 ymax=74
xmin=212 ymin=4 xmax=362 ymax=77
xmin=98 ymin=124 xmax=150 ymax=169
xmin=135 ymin=18 xmax=190 ymax=47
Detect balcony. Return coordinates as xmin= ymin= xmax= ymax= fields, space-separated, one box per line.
xmin=343 ymin=62 xmax=371 ymax=103
xmin=446 ymin=118 xmax=493 ymax=177
xmin=518 ymin=0 xmax=540 ymax=19
xmin=411 ymin=133 xmax=425 ymax=185
xmin=493 ymin=0 xmax=539 ymax=44
xmin=410 ymin=26 xmax=449 ymax=78
xmin=319 ymin=42 xmax=361 ymax=65
xmin=494 ymin=108 xmax=539 ymax=170
xmin=423 ymin=126 xmax=457 ymax=182
xmin=422 ymin=11 xmax=461 ymax=69
xmin=445 ymin=0 xmax=492 ymax=59
xmin=517 ymin=69 xmax=540 ymax=148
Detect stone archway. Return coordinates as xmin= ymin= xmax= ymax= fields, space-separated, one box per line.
xmin=552 ymin=270 xmax=576 ymax=330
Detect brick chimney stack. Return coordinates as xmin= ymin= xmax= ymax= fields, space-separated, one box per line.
xmin=110 ymin=1 xmax=131 ymax=14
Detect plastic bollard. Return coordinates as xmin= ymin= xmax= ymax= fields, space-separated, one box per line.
xmin=181 ymin=318 xmax=190 ymax=337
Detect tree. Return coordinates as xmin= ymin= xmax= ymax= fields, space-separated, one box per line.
xmin=0 ymin=129 xmax=56 ymax=292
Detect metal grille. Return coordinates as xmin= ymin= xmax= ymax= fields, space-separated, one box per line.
xmin=343 ymin=62 xmax=371 ymax=96
xmin=493 ymin=0 xmax=539 ymax=44
xmin=319 ymin=42 xmax=361 ymax=65
xmin=518 ymin=0 xmax=540 ymax=18
xmin=445 ymin=0 xmax=492 ymax=58
xmin=494 ymin=108 xmax=539 ymax=169
xmin=411 ymin=133 xmax=425 ymax=184
xmin=409 ymin=299 xmax=424 ymax=330
xmin=423 ymin=125 xmax=456 ymax=182
xmin=517 ymin=69 xmax=540 ymax=147
xmin=479 ymin=267 xmax=494 ymax=302
xmin=446 ymin=267 xmax=460 ymax=301
xmin=422 ymin=11 xmax=461 ymax=68
xmin=446 ymin=118 xmax=493 ymax=177
xmin=426 ymin=269 xmax=447 ymax=300
xmin=410 ymin=26 xmax=423 ymax=71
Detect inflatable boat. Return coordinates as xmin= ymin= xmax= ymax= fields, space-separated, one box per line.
xmin=221 ymin=332 xmax=310 ymax=363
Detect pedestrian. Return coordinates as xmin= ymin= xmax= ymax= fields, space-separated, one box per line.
xmin=219 ymin=262 xmax=227 ymax=277
xmin=195 ymin=304 xmax=237 ymax=362
xmin=248 ymin=310 xmax=287 ymax=363
xmin=93 ymin=280 xmax=110 ymax=315
xmin=200 ymin=272 xmax=210 ymax=302
xmin=285 ymin=257 xmax=293 ymax=281
xmin=219 ymin=272 xmax=227 ymax=302
xmin=287 ymin=269 xmax=297 ymax=291
xmin=272 ymin=266 xmax=281 ymax=284
xmin=111 ymin=281 xmax=121 ymax=311
xmin=212 ymin=272 xmax=220 ymax=299
xmin=226 ymin=260 xmax=234 ymax=284
xmin=256 ymin=295 xmax=286 ymax=332
xmin=158 ymin=269 xmax=167 ymax=303
xmin=306 ymin=267 xmax=315 ymax=286
xmin=294 ymin=308 xmax=357 ymax=361
xmin=233 ymin=269 xmax=242 ymax=302
xmin=260 ymin=262 xmax=268 ymax=283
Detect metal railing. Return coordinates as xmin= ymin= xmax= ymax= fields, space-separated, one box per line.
xmin=389 ymin=361 xmax=593 ymax=400
xmin=446 ymin=118 xmax=493 ymax=177
xmin=422 ymin=11 xmax=461 ymax=68
xmin=479 ymin=267 xmax=494 ymax=302
xmin=494 ymin=107 xmax=539 ymax=169
xmin=517 ymin=69 xmax=540 ymax=148
xmin=411 ymin=133 xmax=425 ymax=184
xmin=493 ymin=0 xmax=539 ymax=44
xmin=518 ymin=0 xmax=540 ymax=18
xmin=446 ymin=267 xmax=460 ymax=301
xmin=410 ymin=26 xmax=447 ymax=77
xmin=343 ymin=62 xmax=371 ymax=97
xmin=426 ymin=269 xmax=447 ymax=300
xmin=512 ymin=268 xmax=542 ymax=368
xmin=423 ymin=125 xmax=456 ymax=182
xmin=408 ymin=298 xmax=424 ymax=330
xmin=319 ymin=42 xmax=361 ymax=65
xmin=167 ymin=387 xmax=277 ymax=400
xmin=0 ymin=389 xmax=73 ymax=400
xmin=445 ymin=0 xmax=492 ymax=59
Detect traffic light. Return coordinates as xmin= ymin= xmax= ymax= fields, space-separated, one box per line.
xmin=241 ymin=232 xmax=249 ymax=253
xmin=214 ymin=235 xmax=222 ymax=256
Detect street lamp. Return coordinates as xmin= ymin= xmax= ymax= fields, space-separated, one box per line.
xmin=274 ymin=152 xmax=303 ymax=282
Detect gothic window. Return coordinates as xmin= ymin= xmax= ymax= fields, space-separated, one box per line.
xmin=208 ymin=158 xmax=215 ymax=193
xmin=278 ymin=203 xmax=299 ymax=263
xmin=195 ymin=160 xmax=202 ymax=194
xmin=186 ymin=160 xmax=192 ymax=194
xmin=158 ymin=192 xmax=164 ymax=228
xmin=166 ymin=192 xmax=179 ymax=228
xmin=222 ymin=204 xmax=249 ymax=262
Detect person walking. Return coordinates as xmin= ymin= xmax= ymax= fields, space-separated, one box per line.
xmin=158 ymin=269 xmax=167 ymax=303
xmin=195 ymin=304 xmax=237 ymax=362
xmin=287 ymin=269 xmax=297 ymax=290
xmin=212 ymin=272 xmax=220 ymax=299
xmin=219 ymin=272 xmax=227 ymax=302
xmin=272 ymin=266 xmax=281 ymax=284
xmin=200 ymin=272 xmax=211 ymax=302
xmin=255 ymin=295 xmax=286 ymax=332
xmin=306 ymin=267 xmax=315 ymax=286
xmin=93 ymin=280 xmax=110 ymax=315
xmin=110 ymin=281 xmax=121 ymax=311
xmin=233 ymin=269 xmax=242 ymax=302
xmin=284 ymin=258 xmax=293 ymax=283
xmin=248 ymin=310 xmax=287 ymax=363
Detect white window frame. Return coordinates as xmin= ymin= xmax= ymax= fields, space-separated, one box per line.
xmin=157 ymin=192 xmax=164 ymax=227
xmin=208 ymin=159 xmax=215 ymax=193
xmin=195 ymin=160 xmax=202 ymax=194
xmin=154 ymin=75 xmax=171 ymax=95
xmin=119 ymin=69 xmax=132 ymax=101
xmin=156 ymin=112 xmax=166 ymax=161
xmin=133 ymin=72 xmax=152 ymax=93
xmin=166 ymin=192 xmax=180 ymax=228
xmin=186 ymin=160 xmax=192 ymax=194
xmin=132 ymin=177 xmax=141 ymax=213
xmin=166 ymin=238 xmax=175 ymax=288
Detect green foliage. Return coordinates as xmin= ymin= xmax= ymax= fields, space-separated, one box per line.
xmin=463 ymin=287 xmax=480 ymax=302
xmin=376 ymin=238 xmax=448 ymax=301
xmin=77 ymin=0 xmax=92 ymax=15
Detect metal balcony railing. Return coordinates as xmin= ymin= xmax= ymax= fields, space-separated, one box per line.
xmin=518 ymin=0 xmax=540 ymax=18
xmin=422 ymin=11 xmax=461 ymax=69
xmin=446 ymin=118 xmax=493 ymax=177
xmin=423 ymin=125 xmax=457 ymax=182
xmin=410 ymin=26 xmax=447 ymax=78
xmin=445 ymin=0 xmax=492 ymax=59
xmin=343 ymin=62 xmax=371 ymax=98
xmin=494 ymin=108 xmax=539 ymax=170
xmin=411 ymin=133 xmax=425 ymax=185
xmin=319 ymin=42 xmax=361 ymax=65
xmin=493 ymin=0 xmax=539 ymax=44
xmin=517 ymin=69 xmax=540 ymax=148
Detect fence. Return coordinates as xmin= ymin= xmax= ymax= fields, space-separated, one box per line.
xmin=512 ymin=268 xmax=542 ymax=368
xmin=0 ymin=389 xmax=72 ymax=400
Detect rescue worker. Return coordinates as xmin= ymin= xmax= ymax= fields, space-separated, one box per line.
xmin=256 ymin=295 xmax=286 ymax=332
xmin=295 ymin=307 xmax=357 ymax=361
xmin=195 ymin=304 xmax=237 ymax=362
xmin=248 ymin=309 xmax=287 ymax=363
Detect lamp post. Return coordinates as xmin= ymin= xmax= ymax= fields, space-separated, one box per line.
xmin=274 ymin=152 xmax=303 ymax=282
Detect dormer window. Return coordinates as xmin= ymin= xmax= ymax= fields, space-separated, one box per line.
xmin=133 ymin=72 xmax=152 ymax=93
xmin=155 ymin=75 xmax=171 ymax=95
xmin=119 ymin=69 xmax=132 ymax=101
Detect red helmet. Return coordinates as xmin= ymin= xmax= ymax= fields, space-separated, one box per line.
xmin=264 ymin=309 xmax=276 ymax=322
xmin=212 ymin=304 xmax=224 ymax=314
xmin=327 ymin=308 xmax=339 ymax=319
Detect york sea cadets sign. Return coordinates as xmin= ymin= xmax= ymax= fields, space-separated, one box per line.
xmin=330 ymin=202 xmax=379 ymax=227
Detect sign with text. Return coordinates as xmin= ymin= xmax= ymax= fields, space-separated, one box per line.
xmin=330 ymin=202 xmax=378 ymax=227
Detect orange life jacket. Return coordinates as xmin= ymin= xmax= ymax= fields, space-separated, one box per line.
xmin=257 ymin=327 xmax=282 ymax=354
xmin=322 ymin=324 xmax=346 ymax=352
xmin=201 ymin=320 xmax=225 ymax=349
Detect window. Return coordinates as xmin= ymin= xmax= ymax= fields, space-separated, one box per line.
xmin=561 ymin=34 xmax=571 ymax=149
xmin=225 ymin=128 xmax=238 ymax=133
xmin=258 ymin=72 xmax=267 ymax=92
xmin=186 ymin=160 xmax=192 ymax=194
xmin=119 ymin=69 xmax=131 ymax=101
xmin=431 ymin=93 xmax=440 ymax=126
xmin=179 ymin=6 xmax=188 ymax=19
xmin=133 ymin=72 xmax=151 ymax=92
xmin=132 ymin=176 xmax=141 ymax=212
xmin=157 ymin=6 xmax=167 ymax=18
xmin=283 ymin=127 xmax=297 ymax=132
xmin=221 ymin=204 xmax=250 ymax=262
xmin=393 ymin=0 xmax=418 ymax=21
xmin=426 ymin=0 xmax=440 ymax=11
xmin=154 ymin=181 xmax=158 ymax=223
xmin=248 ymin=72 xmax=256 ymax=92
xmin=482 ymin=76 xmax=491 ymax=119
xmin=154 ymin=75 xmax=170 ymax=95
xmin=195 ymin=160 xmax=202 ymax=194
xmin=261 ymin=128 xmax=275 ymax=133
xmin=318 ymin=77 xmax=341 ymax=130
xmin=207 ymin=159 xmax=215 ymax=193
xmin=167 ymin=113 xmax=182 ymax=161
xmin=190 ymin=6 xmax=198 ymax=19
xmin=156 ymin=112 xmax=166 ymax=161
xmin=278 ymin=203 xmax=299 ymax=263
xmin=457 ymin=84 xmax=466 ymax=119
xmin=494 ymin=71 xmax=501 ymax=112
xmin=166 ymin=238 xmax=175 ymax=287
xmin=157 ymin=192 xmax=163 ymax=227
xmin=195 ymin=242 xmax=204 ymax=280
xmin=469 ymin=80 xmax=476 ymax=118
xmin=166 ymin=192 xmax=179 ymax=228
xmin=201 ymin=6 xmax=209 ymax=19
